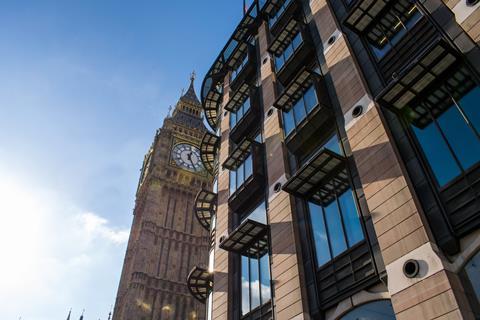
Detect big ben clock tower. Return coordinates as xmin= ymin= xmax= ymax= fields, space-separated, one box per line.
xmin=113 ymin=74 xmax=211 ymax=320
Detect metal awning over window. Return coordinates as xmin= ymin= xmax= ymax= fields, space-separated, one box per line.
xmin=225 ymin=83 xmax=251 ymax=112
xmin=268 ymin=18 xmax=300 ymax=56
xmin=283 ymin=148 xmax=350 ymax=206
xmin=377 ymin=40 xmax=463 ymax=127
xmin=274 ymin=68 xmax=320 ymax=111
xmin=219 ymin=219 xmax=269 ymax=258
xmin=200 ymin=131 xmax=220 ymax=175
xmin=202 ymin=76 xmax=223 ymax=131
xmin=186 ymin=266 xmax=213 ymax=303
xmin=223 ymin=138 xmax=255 ymax=171
xmin=261 ymin=0 xmax=284 ymax=16
xmin=194 ymin=189 xmax=217 ymax=231
xmin=344 ymin=0 xmax=393 ymax=34
xmin=200 ymin=2 xmax=260 ymax=131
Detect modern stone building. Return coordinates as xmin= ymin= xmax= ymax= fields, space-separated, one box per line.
xmin=113 ymin=76 xmax=212 ymax=320
xmin=187 ymin=0 xmax=480 ymax=319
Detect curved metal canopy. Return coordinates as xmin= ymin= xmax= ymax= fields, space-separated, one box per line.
xmin=200 ymin=131 xmax=220 ymax=175
xmin=194 ymin=189 xmax=217 ymax=231
xmin=186 ymin=266 xmax=213 ymax=303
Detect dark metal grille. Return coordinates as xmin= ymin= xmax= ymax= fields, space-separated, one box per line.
xmin=223 ymin=138 xmax=255 ymax=170
xmin=261 ymin=0 xmax=285 ymax=16
xmin=200 ymin=131 xmax=220 ymax=175
xmin=194 ymin=189 xmax=217 ymax=231
xmin=366 ymin=0 xmax=418 ymax=48
xmin=186 ymin=266 xmax=213 ymax=303
xmin=203 ymin=82 xmax=223 ymax=130
xmin=219 ymin=219 xmax=269 ymax=259
xmin=283 ymin=148 xmax=349 ymax=206
xmin=377 ymin=40 xmax=464 ymax=128
xmin=268 ymin=18 xmax=300 ymax=56
xmin=273 ymin=68 xmax=320 ymax=111
xmin=344 ymin=0 xmax=393 ymax=34
xmin=225 ymin=83 xmax=251 ymax=112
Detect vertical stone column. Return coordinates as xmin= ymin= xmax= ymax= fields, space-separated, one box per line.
xmin=211 ymin=79 xmax=231 ymax=320
xmin=258 ymin=21 xmax=311 ymax=319
xmin=309 ymin=0 xmax=474 ymax=318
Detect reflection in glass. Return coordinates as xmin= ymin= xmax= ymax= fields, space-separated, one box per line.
xmin=308 ymin=202 xmax=331 ymax=266
xmin=250 ymin=258 xmax=261 ymax=310
xmin=241 ymin=256 xmax=250 ymax=316
xmin=283 ymin=111 xmax=295 ymax=136
xmin=439 ymin=105 xmax=479 ymax=171
xmin=324 ymin=199 xmax=347 ymax=257
xmin=411 ymin=86 xmax=480 ymax=187
xmin=229 ymin=171 xmax=236 ymax=195
xmin=275 ymin=32 xmax=303 ymax=71
xmin=240 ymin=201 xmax=271 ymax=316
xmin=339 ymin=190 xmax=364 ymax=247
xmin=413 ymin=120 xmax=461 ymax=186
xmin=282 ymin=84 xmax=319 ymax=138
xmin=260 ymin=255 xmax=271 ymax=303
xmin=340 ymin=300 xmax=396 ymax=320
xmin=245 ymin=155 xmax=253 ymax=181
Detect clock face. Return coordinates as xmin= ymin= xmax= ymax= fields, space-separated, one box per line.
xmin=172 ymin=143 xmax=204 ymax=172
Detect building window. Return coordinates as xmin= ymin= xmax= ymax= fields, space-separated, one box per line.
xmin=230 ymin=97 xmax=251 ymax=129
xmin=409 ymin=86 xmax=480 ymax=187
xmin=268 ymin=0 xmax=292 ymax=28
xmin=340 ymin=300 xmax=396 ymax=320
xmin=368 ymin=3 xmax=422 ymax=60
xmin=307 ymin=135 xmax=364 ymax=267
xmin=231 ymin=53 xmax=249 ymax=83
xmin=461 ymin=250 xmax=480 ymax=317
xmin=229 ymin=154 xmax=254 ymax=195
xmin=275 ymin=31 xmax=303 ymax=71
xmin=240 ymin=202 xmax=271 ymax=316
xmin=282 ymin=85 xmax=319 ymax=137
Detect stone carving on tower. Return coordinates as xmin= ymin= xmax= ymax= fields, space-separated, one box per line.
xmin=113 ymin=74 xmax=211 ymax=320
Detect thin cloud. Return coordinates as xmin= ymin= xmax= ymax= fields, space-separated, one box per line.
xmin=79 ymin=212 xmax=129 ymax=244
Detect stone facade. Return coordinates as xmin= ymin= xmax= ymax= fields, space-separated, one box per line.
xmin=196 ymin=1 xmax=480 ymax=320
xmin=112 ymin=77 xmax=212 ymax=320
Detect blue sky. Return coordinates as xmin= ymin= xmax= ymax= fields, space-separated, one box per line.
xmin=0 ymin=1 xmax=242 ymax=319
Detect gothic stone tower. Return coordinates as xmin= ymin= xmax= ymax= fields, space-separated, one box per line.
xmin=113 ymin=75 xmax=211 ymax=320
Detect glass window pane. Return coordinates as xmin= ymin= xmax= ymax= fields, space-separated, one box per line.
xmin=241 ymin=256 xmax=250 ymax=316
xmin=244 ymin=201 xmax=266 ymax=224
xmin=292 ymin=32 xmax=303 ymax=50
xmin=340 ymin=300 xmax=396 ymax=320
xmin=283 ymin=44 xmax=294 ymax=61
xmin=250 ymin=257 xmax=261 ymax=311
xmin=412 ymin=120 xmax=461 ymax=187
xmin=237 ymin=163 xmax=245 ymax=187
xmin=338 ymin=189 xmax=364 ymax=247
xmin=283 ymin=111 xmax=295 ymax=137
xmin=304 ymin=85 xmax=318 ymax=113
xmin=293 ymin=98 xmax=307 ymax=125
xmin=244 ymin=155 xmax=253 ymax=180
xmin=438 ymin=104 xmax=480 ymax=172
xmin=460 ymin=86 xmax=480 ymax=131
xmin=323 ymin=134 xmax=342 ymax=155
xmin=260 ymin=255 xmax=271 ymax=304
xmin=308 ymin=202 xmax=331 ymax=266
xmin=230 ymin=112 xmax=237 ymax=128
xmin=465 ymin=252 xmax=480 ymax=310
xmin=229 ymin=171 xmax=236 ymax=195
xmin=275 ymin=55 xmax=284 ymax=71
xmin=324 ymin=199 xmax=348 ymax=257
xmin=244 ymin=97 xmax=251 ymax=113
